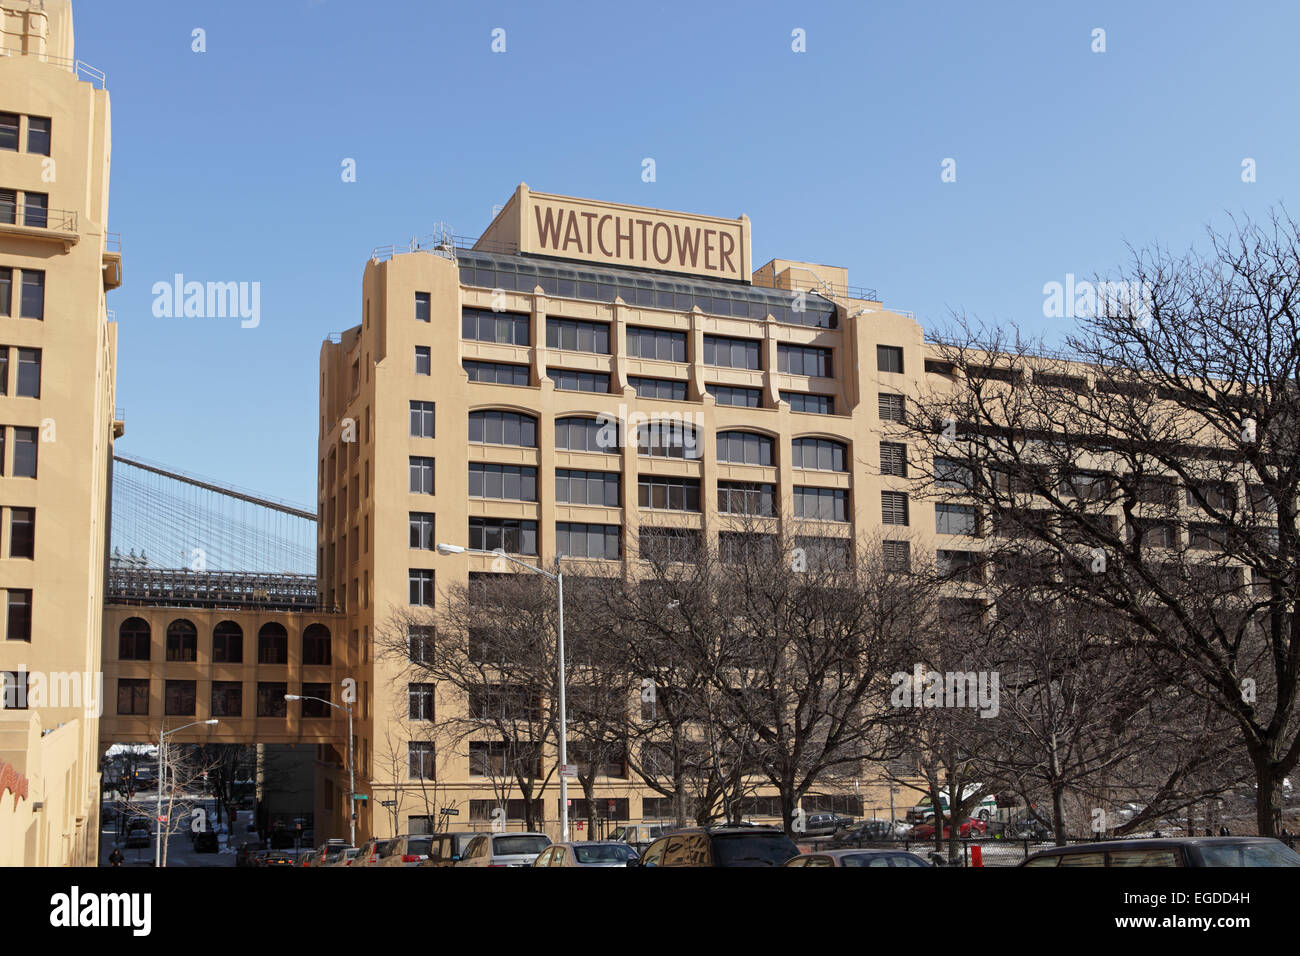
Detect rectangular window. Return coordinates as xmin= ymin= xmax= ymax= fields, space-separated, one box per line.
xmin=628 ymin=376 xmax=687 ymax=401
xmin=705 ymin=384 xmax=761 ymax=407
xmin=21 ymin=192 xmax=46 ymax=228
xmin=415 ymin=292 xmax=430 ymax=322
xmin=702 ymin=334 xmax=761 ymax=370
xmin=409 ymin=742 xmax=436 ymax=779
xmin=877 ymin=345 xmax=904 ymax=374
xmin=462 ymin=307 xmax=528 ymax=344
xmin=547 ymin=317 xmax=610 ymax=354
xmin=8 ymin=508 xmax=33 ymax=559
xmin=409 ymin=512 xmax=436 ymax=550
xmin=791 ymin=438 xmax=847 ymax=472
xmin=936 ymin=503 xmax=978 ymax=536
xmin=26 ymin=117 xmax=51 ymax=156
xmin=19 ymin=270 xmax=43 ymax=319
xmin=0 ymin=190 xmax=12 ymax=225
xmin=880 ymin=442 xmax=907 ymax=477
xmin=781 ymin=391 xmax=834 ymax=415
xmin=463 ymin=360 xmax=529 ymax=385
xmin=13 ymin=427 xmax=36 ymax=477
xmin=211 ymin=681 xmax=242 ymax=717
xmin=719 ymin=531 xmax=778 ymax=564
xmin=715 ymin=431 xmax=773 ymax=466
xmin=409 ymin=569 xmax=435 ymax=606
xmin=0 ymin=269 xmax=10 ymax=316
xmin=555 ymin=522 xmax=621 ymax=560
xmin=469 ymin=463 xmax=538 ymax=501
xmin=882 ymin=540 xmax=911 ymax=572
xmin=795 ymin=536 xmax=851 ymax=572
xmin=555 ymin=469 xmax=619 ymax=507
xmin=878 ymin=393 xmax=905 ymax=421
xmin=937 ymin=549 xmax=983 ymax=583
xmin=415 ymin=346 xmax=431 ymax=375
xmin=409 ymin=683 xmax=436 ymax=721
xmin=0 ymin=348 xmax=6 ymax=395
xmin=257 ymin=682 xmax=288 ymax=717
xmin=409 ymin=456 xmax=434 ymax=494
xmin=638 ymin=475 xmax=701 ymax=512
xmin=15 ymin=348 xmax=38 ymax=398
xmin=409 ymin=400 xmax=436 ymax=438
xmin=626 ymin=326 xmax=686 ymax=362
xmin=301 ymin=683 xmax=332 ymax=717
xmin=164 ymin=680 xmax=197 ymax=717
xmin=5 ymin=589 xmax=31 ymax=641
xmin=718 ymin=481 xmax=776 ymax=516
xmin=468 ymin=517 xmax=538 ymax=555
xmin=934 ymin=457 xmax=974 ymax=490
xmin=117 ymin=678 xmax=150 ymax=716
xmin=639 ymin=527 xmax=702 ymax=563
xmin=550 ymin=368 xmax=610 ymax=393
xmin=0 ymin=113 xmax=18 ymax=151
xmin=793 ymin=486 xmax=849 ymax=522
xmin=777 ymin=344 xmax=832 ymax=377
xmin=408 ymin=625 xmax=435 ymax=663
xmin=881 ymin=491 xmax=909 ymax=526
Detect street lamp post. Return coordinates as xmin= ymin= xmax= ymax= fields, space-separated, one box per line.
xmin=438 ymin=542 xmax=570 ymax=843
xmin=155 ymin=719 xmax=218 ymax=867
xmin=285 ymin=694 xmax=355 ymax=845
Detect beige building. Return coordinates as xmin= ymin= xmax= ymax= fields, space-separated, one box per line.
xmin=0 ymin=0 xmax=121 ymax=866
xmin=318 ymin=184 xmax=932 ymax=841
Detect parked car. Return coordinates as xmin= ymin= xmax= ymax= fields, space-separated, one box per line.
xmin=533 ymin=841 xmax=639 ymax=867
xmin=1022 ymin=836 xmax=1300 ymax=867
xmin=352 ymin=838 xmax=393 ymax=867
xmin=418 ymin=831 xmax=480 ymax=867
xmin=193 ymin=831 xmax=219 ymax=853
xmin=314 ymin=841 xmax=354 ymax=866
xmin=911 ymin=818 xmax=987 ymax=840
xmin=378 ymin=834 xmax=435 ymax=866
xmin=457 ymin=832 xmax=552 ymax=867
xmin=908 ymin=789 xmax=999 ymax=823
xmin=633 ymin=826 xmax=800 ymax=867
xmin=799 ymin=812 xmax=855 ymax=837
xmin=124 ymin=823 xmax=151 ymax=849
xmin=260 ymin=851 xmax=297 ymax=867
xmin=787 ymin=848 xmax=932 ymax=867
xmin=833 ymin=819 xmax=907 ymax=843
xmin=298 ymin=849 xmax=319 ymax=867
xmin=323 ymin=847 xmax=359 ymax=867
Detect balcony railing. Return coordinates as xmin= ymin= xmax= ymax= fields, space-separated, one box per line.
xmin=0 ymin=201 xmax=77 ymax=233
xmin=0 ymin=47 xmax=107 ymax=88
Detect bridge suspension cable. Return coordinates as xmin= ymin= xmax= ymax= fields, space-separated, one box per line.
xmin=110 ymin=455 xmax=316 ymax=575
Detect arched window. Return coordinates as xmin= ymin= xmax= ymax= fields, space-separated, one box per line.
xmin=165 ymin=619 xmax=197 ymax=662
xmin=119 ymin=617 xmax=151 ymax=661
xmin=213 ymin=621 xmax=243 ymax=664
xmin=638 ymin=420 xmax=700 ymax=459
xmin=468 ymin=410 xmax=537 ymax=447
xmin=716 ymin=431 xmax=774 ymax=466
xmin=791 ymin=437 xmax=848 ymax=472
xmin=303 ymin=624 xmax=332 ymax=666
xmin=258 ymin=622 xmax=288 ymax=665
xmin=555 ymin=416 xmax=617 ymax=453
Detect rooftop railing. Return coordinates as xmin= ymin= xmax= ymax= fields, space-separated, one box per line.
xmin=0 ymin=47 xmax=106 ymax=88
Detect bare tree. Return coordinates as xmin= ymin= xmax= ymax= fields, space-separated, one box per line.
xmin=909 ymin=211 xmax=1300 ymax=835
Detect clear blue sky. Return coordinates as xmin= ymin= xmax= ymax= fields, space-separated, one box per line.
xmin=74 ymin=0 xmax=1300 ymax=506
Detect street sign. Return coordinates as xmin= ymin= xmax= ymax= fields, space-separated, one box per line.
xmin=351 ymin=793 xmax=368 ymax=801
xmin=440 ymin=807 xmax=459 ymax=816
xmin=380 ymin=800 xmax=396 ymax=807
xmin=559 ymin=764 xmax=578 ymax=778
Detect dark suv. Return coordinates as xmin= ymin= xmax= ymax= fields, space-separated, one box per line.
xmin=1022 ymin=837 xmax=1300 ymax=867
xmin=634 ymin=826 xmax=800 ymax=867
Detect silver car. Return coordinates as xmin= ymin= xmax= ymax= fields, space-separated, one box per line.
xmin=457 ymin=832 xmax=551 ymax=867
xmin=533 ymin=841 xmax=639 ymax=867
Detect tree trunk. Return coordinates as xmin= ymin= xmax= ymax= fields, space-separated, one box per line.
xmin=1254 ymin=763 xmax=1284 ymax=838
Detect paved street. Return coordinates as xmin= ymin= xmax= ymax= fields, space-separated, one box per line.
xmin=100 ymin=793 xmax=240 ymax=868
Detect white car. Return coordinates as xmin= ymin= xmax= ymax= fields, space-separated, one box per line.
xmin=533 ymin=841 xmax=639 ymax=867
xmin=456 ymin=832 xmax=552 ymax=867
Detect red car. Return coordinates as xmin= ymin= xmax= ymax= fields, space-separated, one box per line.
xmin=912 ymin=818 xmax=987 ymax=840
